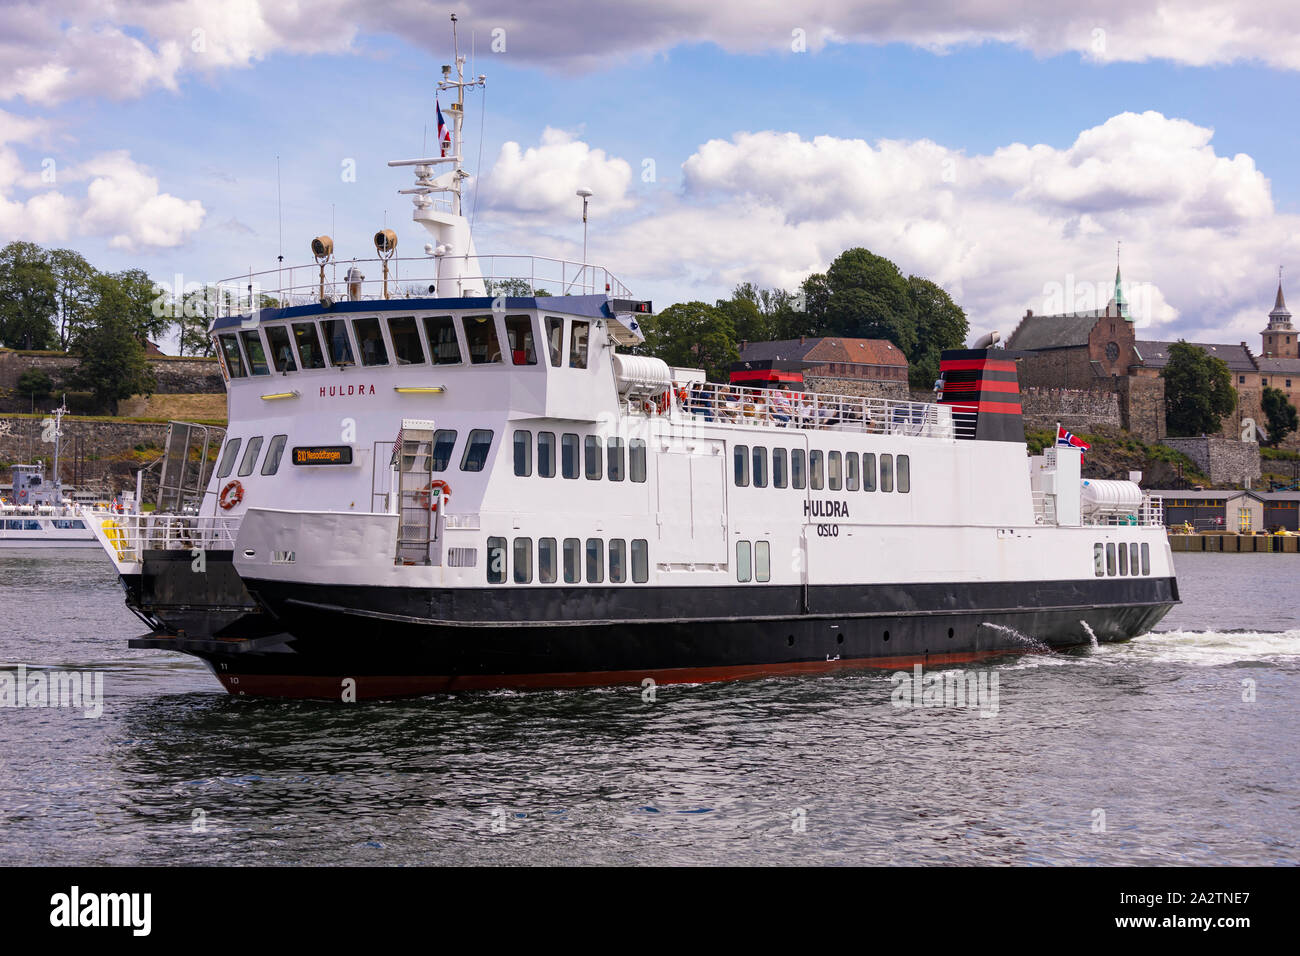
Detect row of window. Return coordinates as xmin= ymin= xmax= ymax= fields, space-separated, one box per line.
xmin=512 ymin=430 xmax=648 ymax=482
xmin=736 ymin=540 xmax=772 ymax=582
xmin=2 ymin=518 xmax=86 ymax=530
xmin=216 ymin=434 xmax=289 ymax=480
xmin=735 ymin=446 xmax=911 ymax=493
xmin=486 ymin=537 xmax=650 ymax=584
xmin=1094 ymin=541 xmax=1151 ymax=577
xmin=217 ymin=313 xmax=592 ymax=379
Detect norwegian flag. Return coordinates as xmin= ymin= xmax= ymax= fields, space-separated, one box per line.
xmin=436 ymin=100 xmax=451 ymax=157
xmin=1057 ymin=424 xmax=1091 ymax=461
xmin=390 ymin=424 xmax=404 ymax=468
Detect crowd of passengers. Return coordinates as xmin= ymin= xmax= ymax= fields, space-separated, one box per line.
xmin=676 ymin=383 xmax=927 ymax=431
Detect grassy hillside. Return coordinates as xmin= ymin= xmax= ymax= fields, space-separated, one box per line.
xmin=1025 ymin=425 xmax=1210 ymax=488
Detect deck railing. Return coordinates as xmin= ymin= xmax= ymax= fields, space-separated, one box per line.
xmin=216 ymin=255 xmax=633 ymax=315
xmin=639 ymin=381 xmax=962 ymax=440
xmin=87 ymin=510 xmax=241 ymax=561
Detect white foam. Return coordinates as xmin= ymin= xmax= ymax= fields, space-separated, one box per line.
xmin=1102 ymin=628 xmax=1300 ymax=666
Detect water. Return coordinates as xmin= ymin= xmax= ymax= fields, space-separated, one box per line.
xmin=1 ymin=549 xmax=1297 ymax=865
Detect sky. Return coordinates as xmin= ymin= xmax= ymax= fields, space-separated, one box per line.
xmin=2 ymin=1 xmax=1300 ymax=350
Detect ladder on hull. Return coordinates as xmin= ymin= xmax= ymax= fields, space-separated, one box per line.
xmin=394 ymin=420 xmax=439 ymax=565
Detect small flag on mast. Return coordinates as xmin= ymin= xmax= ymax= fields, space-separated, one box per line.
xmin=436 ymin=100 xmax=451 ymax=157
xmin=1056 ymin=424 xmax=1091 ymax=462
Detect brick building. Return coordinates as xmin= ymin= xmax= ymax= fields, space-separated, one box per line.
xmin=736 ymin=336 xmax=909 ymax=397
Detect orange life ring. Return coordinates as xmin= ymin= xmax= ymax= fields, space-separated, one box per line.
xmin=219 ymin=480 xmax=244 ymax=510
xmin=416 ymin=479 xmax=452 ymax=512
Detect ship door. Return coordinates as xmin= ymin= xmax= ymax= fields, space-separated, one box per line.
xmin=655 ymin=439 xmax=727 ymax=564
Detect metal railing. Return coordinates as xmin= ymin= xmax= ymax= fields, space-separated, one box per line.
xmin=1082 ymin=495 xmax=1164 ymax=527
xmin=649 ymin=381 xmax=959 ymax=440
xmin=216 ymin=255 xmax=633 ymax=315
xmin=88 ymin=510 xmax=241 ymax=561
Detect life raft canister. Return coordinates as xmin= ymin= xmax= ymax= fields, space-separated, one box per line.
xmin=417 ymin=479 xmax=452 ymax=512
xmin=219 ymin=480 xmax=244 ymax=510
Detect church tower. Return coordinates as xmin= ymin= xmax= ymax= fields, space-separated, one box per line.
xmin=1262 ymin=269 xmax=1296 ymax=358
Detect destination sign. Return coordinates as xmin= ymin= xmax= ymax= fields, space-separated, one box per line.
xmin=292 ymin=445 xmax=354 ymax=466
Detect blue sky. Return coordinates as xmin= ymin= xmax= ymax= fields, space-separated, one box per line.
xmin=3 ymin=2 xmax=1299 ymax=347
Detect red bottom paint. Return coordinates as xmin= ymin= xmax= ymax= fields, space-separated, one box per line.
xmin=213 ymin=646 xmax=1058 ymax=700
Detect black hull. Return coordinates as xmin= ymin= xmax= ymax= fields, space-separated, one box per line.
xmin=119 ymin=549 xmax=282 ymax=641
xmin=150 ymin=576 xmax=1179 ymax=698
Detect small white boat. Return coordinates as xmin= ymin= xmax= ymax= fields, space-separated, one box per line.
xmin=0 ymin=403 xmax=99 ymax=549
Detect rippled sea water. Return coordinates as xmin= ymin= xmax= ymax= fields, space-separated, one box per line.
xmin=1 ymin=549 xmax=1296 ymax=865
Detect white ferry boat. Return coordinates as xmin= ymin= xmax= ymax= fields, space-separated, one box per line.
xmin=87 ymin=22 xmax=1177 ymax=697
xmin=1 ymin=404 xmax=97 ymax=549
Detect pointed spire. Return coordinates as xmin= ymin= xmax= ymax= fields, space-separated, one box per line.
xmin=1113 ymin=242 xmax=1127 ymax=319
xmin=1274 ymin=265 xmax=1288 ymax=314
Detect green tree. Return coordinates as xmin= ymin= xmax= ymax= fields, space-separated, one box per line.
xmin=1261 ymin=386 xmax=1298 ymax=446
xmin=15 ymin=367 xmax=54 ymax=405
xmin=1162 ymin=340 xmax=1235 ymax=436
xmin=642 ymin=301 xmax=739 ymax=382
xmin=802 ymin=248 xmax=919 ymax=355
xmin=907 ymin=275 xmax=969 ymax=389
xmin=67 ymin=275 xmax=157 ymax=414
xmin=111 ymin=267 xmax=172 ymax=343
xmin=716 ymin=285 xmax=770 ymax=345
xmin=47 ymin=248 xmax=98 ymax=349
xmin=0 ymin=241 xmax=58 ymax=350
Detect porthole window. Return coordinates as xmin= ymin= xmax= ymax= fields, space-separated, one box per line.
xmin=584 ymin=435 xmax=602 ymax=480
xmin=1141 ymin=543 xmax=1151 ymax=575
xmin=828 ymin=451 xmax=842 ymax=491
xmin=513 ymin=430 xmax=532 ymax=477
xmin=863 ymin=453 xmax=877 ymax=492
xmin=1118 ymin=542 xmax=1128 ymax=575
xmin=1106 ymin=542 xmax=1116 ymax=576
xmin=897 ymin=455 xmax=910 ymax=494
xmin=880 ymin=454 xmax=894 ymax=493
xmin=846 ymin=452 xmax=859 ymax=491
xmin=607 ymin=438 xmax=626 ymax=481
xmin=487 ymin=536 xmax=507 ymax=584
xmin=736 ymin=540 xmax=752 ymax=583
xmin=1129 ymin=543 xmax=1139 ymax=576
xmin=752 ymin=447 xmax=768 ymax=488
xmin=460 ymin=429 xmax=494 ymax=472
xmin=1093 ymin=543 xmax=1105 ymax=577
xmin=809 ymin=450 xmax=824 ymax=490
xmin=755 ymin=541 xmax=770 ymax=583
xmin=609 ymin=538 xmax=627 ymax=583
xmin=513 ymin=537 xmax=533 ymax=584
xmin=562 ymin=433 xmax=580 ymax=479
xmin=585 ymin=538 xmax=604 ymax=583
xmin=629 ymin=439 xmax=647 ymax=483
xmin=791 ymin=449 xmax=806 ymax=489
xmin=537 ymin=432 xmax=556 ymax=478
xmin=734 ymin=445 xmax=750 ymax=487
xmin=563 ymin=538 xmax=581 ymax=583
xmin=539 ymin=537 xmax=557 ymax=583
xmin=773 ymin=448 xmax=788 ymax=488
xmin=631 ymin=539 xmax=649 ymax=583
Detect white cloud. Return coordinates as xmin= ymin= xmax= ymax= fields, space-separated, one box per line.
xmin=0 ymin=113 xmax=205 ymax=249
xmin=5 ymin=2 xmax=1300 ymax=106
xmin=482 ymin=127 xmax=634 ymax=216
xmin=480 ymin=111 xmax=1300 ymax=345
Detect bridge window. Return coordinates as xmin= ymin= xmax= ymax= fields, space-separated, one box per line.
xmin=505 ymin=314 xmax=538 ymax=365
xmin=487 ymin=537 xmax=506 ymax=584
xmin=538 ymin=432 xmax=556 ymax=478
xmin=629 ymin=439 xmax=647 ymax=482
xmin=828 ymin=451 xmax=842 ymax=491
xmin=609 ymin=538 xmax=627 ymax=583
xmin=218 ymin=334 xmax=246 ymax=378
xmin=810 ymin=450 xmax=824 ymax=490
xmin=460 ymin=429 xmax=494 ymax=472
xmin=292 ymin=322 xmax=326 ymax=369
xmin=863 ymin=453 xmax=876 ymax=492
xmin=586 ymin=538 xmax=604 ymax=583
xmin=424 ymin=315 xmax=462 ymax=365
xmin=239 ymin=330 xmax=270 ymax=375
xmin=880 ymin=454 xmax=894 ymax=493
xmin=755 ymin=541 xmax=771 ymax=583
xmin=736 ymin=541 xmax=752 ymax=583
xmin=266 ymin=325 xmax=297 ymax=372
xmin=546 ymin=317 xmax=565 ymax=367
xmin=897 ymin=455 xmax=910 ymax=493
xmin=734 ymin=445 xmax=750 ymax=486
xmin=431 ymin=429 xmax=457 ymax=471
xmin=608 ymin=438 xmax=626 ymax=481
xmin=773 ymin=448 xmax=788 ymax=488
xmin=570 ymin=321 xmax=589 ymax=368
xmin=1141 ymin=542 xmax=1150 ymax=575
xmin=791 ymin=449 xmax=806 ymax=489
xmin=216 ymin=438 xmax=242 ymax=478
xmin=388 ymin=316 xmax=424 ymax=365
xmin=352 ymin=317 xmax=389 ymax=366
xmin=321 ymin=319 xmax=355 ymax=367
xmin=584 ymin=436 xmax=602 ymax=480
xmin=563 ymin=538 xmax=580 ymax=583
xmin=753 ymin=447 xmax=768 ymax=487
xmin=462 ymin=315 xmax=502 ymax=364
xmin=513 ymin=429 xmax=532 ymax=476
xmin=846 ymin=452 xmax=859 ymax=491
xmin=539 ymin=537 xmax=558 ymax=583
xmin=1094 ymin=543 xmax=1105 ymax=576
xmin=261 ymin=435 xmax=288 ymax=475
xmin=513 ymin=537 xmax=533 ymax=584
xmin=631 ymin=539 xmax=649 ymax=583
xmin=237 ymin=435 xmax=264 ymax=477
xmin=562 ymin=433 xmax=579 ymax=479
